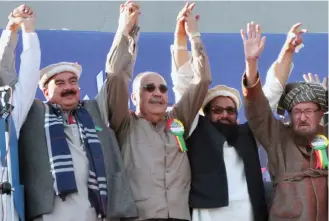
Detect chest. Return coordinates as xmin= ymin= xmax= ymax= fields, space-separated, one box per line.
xmin=132 ymin=119 xmax=182 ymax=152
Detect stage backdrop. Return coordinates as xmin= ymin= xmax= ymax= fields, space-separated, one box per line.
xmin=10 ymin=30 xmax=328 ymax=122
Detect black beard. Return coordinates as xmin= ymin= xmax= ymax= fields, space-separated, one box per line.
xmin=211 ymin=120 xmax=239 ymax=146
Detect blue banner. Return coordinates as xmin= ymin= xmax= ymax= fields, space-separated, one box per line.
xmin=11 ymin=30 xmax=328 ymax=122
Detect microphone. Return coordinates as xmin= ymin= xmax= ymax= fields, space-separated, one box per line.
xmin=0 ymin=181 xmax=12 ymax=195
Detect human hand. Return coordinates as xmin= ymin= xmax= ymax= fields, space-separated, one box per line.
xmin=117 ymin=1 xmax=140 ymax=36
xmin=6 ymin=4 xmax=34 ymax=32
xmin=283 ymin=23 xmax=307 ymax=53
xmin=240 ymin=22 xmax=266 ymax=62
xmin=175 ymin=2 xmax=196 ymax=37
xmin=183 ymin=3 xmax=200 ymax=40
xmin=303 ymin=73 xmax=328 ymax=91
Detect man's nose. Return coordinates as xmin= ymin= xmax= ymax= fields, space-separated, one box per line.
xmin=62 ymin=82 xmax=71 ymax=88
xmin=220 ymin=111 xmax=228 ymax=118
xmin=153 ymin=87 xmax=163 ymax=95
xmin=300 ymin=112 xmax=307 ymax=121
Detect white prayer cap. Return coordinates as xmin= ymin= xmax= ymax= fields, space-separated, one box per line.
xmin=202 ymin=85 xmax=242 ymax=113
xmin=39 ymin=62 xmax=82 ymax=89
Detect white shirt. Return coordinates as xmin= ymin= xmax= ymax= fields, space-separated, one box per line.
xmin=169 ymin=45 xmax=293 ymax=221
xmin=0 ymin=30 xmax=41 ymax=221
xmin=193 ymin=143 xmax=253 ymax=221
xmin=0 ymin=30 xmax=41 ymax=137
xmin=34 ymin=124 xmax=97 ymax=221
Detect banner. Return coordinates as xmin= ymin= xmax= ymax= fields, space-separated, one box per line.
xmin=9 ymin=30 xmax=327 ymax=123
xmin=9 ymin=30 xmax=329 ymax=182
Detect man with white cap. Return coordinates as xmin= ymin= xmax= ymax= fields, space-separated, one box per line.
xmin=7 ymin=3 xmax=138 ymax=221
xmin=0 ymin=5 xmax=40 ymax=221
xmin=242 ymin=21 xmax=327 ymax=221
xmin=171 ymin=8 xmax=306 ymax=221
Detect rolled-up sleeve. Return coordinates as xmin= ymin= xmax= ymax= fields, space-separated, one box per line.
xmin=262 ymin=61 xmax=294 ymax=110
xmin=170 ymin=39 xmax=211 ymax=137
xmin=170 ymin=45 xmax=193 ymax=102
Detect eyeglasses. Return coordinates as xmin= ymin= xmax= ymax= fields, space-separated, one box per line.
xmin=211 ymin=106 xmax=237 ymax=115
xmin=291 ymin=108 xmax=320 ymax=118
xmin=142 ymin=83 xmax=168 ymax=94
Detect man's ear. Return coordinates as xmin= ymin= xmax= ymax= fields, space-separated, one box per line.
xmin=43 ymin=87 xmax=49 ymax=98
xmin=131 ymin=93 xmax=137 ymax=106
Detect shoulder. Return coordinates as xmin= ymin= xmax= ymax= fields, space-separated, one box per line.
xmin=33 ymin=99 xmax=45 ymax=108
xmin=197 ymin=115 xmax=206 ymax=124
xmin=83 ymin=99 xmax=97 ymax=105
xmin=240 ymin=121 xmax=257 ymax=141
xmin=241 ymin=121 xmax=252 ymax=131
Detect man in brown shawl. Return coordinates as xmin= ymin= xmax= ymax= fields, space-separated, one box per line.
xmin=241 ymin=21 xmax=328 ymax=221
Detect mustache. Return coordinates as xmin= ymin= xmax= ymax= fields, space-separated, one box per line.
xmin=217 ymin=118 xmax=235 ymax=124
xmin=60 ymin=89 xmax=77 ymax=97
xmin=149 ymin=96 xmax=164 ymax=104
xmin=298 ymin=121 xmax=310 ymax=127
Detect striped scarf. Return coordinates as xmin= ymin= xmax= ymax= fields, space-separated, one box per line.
xmin=44 ymin=102 xmax=107 ymax=218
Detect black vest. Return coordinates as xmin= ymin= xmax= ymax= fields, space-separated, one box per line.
xmin=186 ymin=116 xmax=268 ymax=221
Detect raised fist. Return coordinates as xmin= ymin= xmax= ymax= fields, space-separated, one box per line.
xmin=183 ymin=4 xmax=200 ymax=39
xmin=175 ymin=2 xmax=196 ymax=36
xmin=12 ymin=4 xmax=33 ymax=18
xmin=117 ymin=1 xmax=140 ymax=36
xmin=8 ymin=4 xmax=35 ymax=32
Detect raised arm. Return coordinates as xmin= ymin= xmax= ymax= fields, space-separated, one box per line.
xmin=263 ymin=23 xmax=306 ymax=110
xmin=241 ymin=22 xmax=284 ymax=152
xmin=170 ymin=8 xmax=211 ymax=136
xmin=0 ymin=19 xmax=19 ymax=87
xmin=262 ymin=62 xmax=293 ymax=110
xmin=171 ymin=45 xmax=192 ymax=102
xmin=171 ymin=3 xmax=194 ymax=103
xmin=98 ymin=2 xmax=140 ymax=133
xmin=11 ymin=6 xmax=41 ymax=137
xmin=170 ymin=3 xmax=201 ymax=137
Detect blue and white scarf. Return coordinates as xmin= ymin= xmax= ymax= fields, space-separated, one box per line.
xmin=44 ymin=102 xmax=108 ymax=218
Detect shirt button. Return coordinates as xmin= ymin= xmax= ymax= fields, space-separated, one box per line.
xmin=166 ymin=170 xmax=169 ymax=173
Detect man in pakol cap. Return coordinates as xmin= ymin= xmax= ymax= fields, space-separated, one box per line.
xmin=6 ymin=4 xmax=138 ymax=221
xmin=242 ymin=21 xmax=328 ymax=221
xmin=19 ymin=65 xmax=137 ymax=220
xmin=19 ymin=66 xmax=136 ymax=220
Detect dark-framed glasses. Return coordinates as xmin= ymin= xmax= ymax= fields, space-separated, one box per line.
xmin=211 ymin=106 xmax=237 ymax=115
xmin=291 ymin=108 xmax=320 ymax=117
xmin=143 ymin=83 xmax=168 ymax=94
